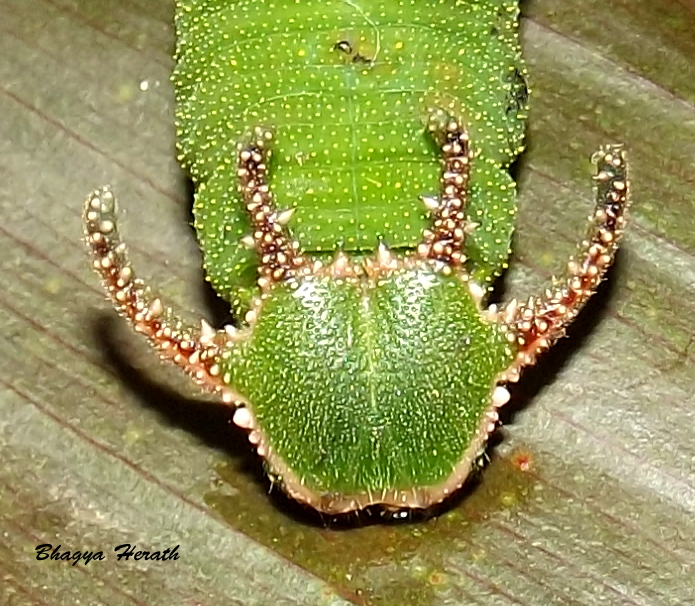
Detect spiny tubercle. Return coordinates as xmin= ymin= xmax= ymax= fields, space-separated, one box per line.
xmin=503 ymin=146 xmax=629 ymax=372
xmin=236 ymin=127 xmax=307 ymax=289
xmin=83 ymin=187 xmax=237 ymax=401
xmin=417 ymin=115 xmax=474 ymax=270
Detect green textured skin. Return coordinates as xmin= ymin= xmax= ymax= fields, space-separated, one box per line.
xmin=222 ymin=266 xmax=514 ymax=494
xmin=174 ymin=0 xmax=527 ymax=312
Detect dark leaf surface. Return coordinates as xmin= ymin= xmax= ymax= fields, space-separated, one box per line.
xmin=0 ymin=0 xmax=693 ymax=604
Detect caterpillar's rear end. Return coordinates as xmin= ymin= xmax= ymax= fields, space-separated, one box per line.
xmin=85 ymin=0 xmax=629 ymax=515
xmin=173 ymin=0 xmax=528 ymax=313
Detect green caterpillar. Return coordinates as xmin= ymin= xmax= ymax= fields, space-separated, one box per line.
xmin=174 ymin=0 xmax=528 ymax=314
xmin=84 ymin=0 xmax=628 ymax=514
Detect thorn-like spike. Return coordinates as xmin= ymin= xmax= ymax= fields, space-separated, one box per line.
xmin=492 ymin=386 xmax=511 ymax=408
xmin=147 ymin=298 xmax=163 ymax=318
xmin=377 ymin=242 xmax=391 ymax=265
xmin=276 ymin=208 xmax=295 ymax=225
xmin=332 ymin=251 xmax=350 ymax=274
xmin=504 ymin=298 xmax=518 ymax=324
xmin=233 ymin=407 xmax=254 ymax=429
xmin=464 ymin=221 xmax=479 ymax=234
xmin=199 ymin=319 xmax=216 ymax=344
xmin=421 ymin=196 xmax=440 ymax=211
xmin=484 ymin=303 xmax=499 ymax=322
xmin=468 ymin=281 xmax=486 ymax=306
